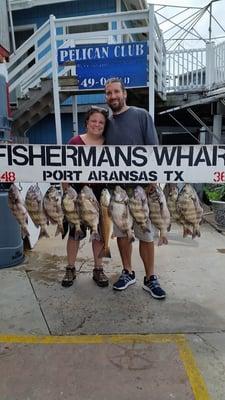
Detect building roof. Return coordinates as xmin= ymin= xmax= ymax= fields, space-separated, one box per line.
xmin=10 ymin=0 xmax=148 ymax=11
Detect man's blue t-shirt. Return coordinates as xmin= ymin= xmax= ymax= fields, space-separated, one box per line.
xmin=105 ymin=106 xmax=159 ymax=145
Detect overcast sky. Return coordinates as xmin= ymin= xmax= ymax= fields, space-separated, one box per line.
xmin=148 ymin=0 xmax=225 ymax=49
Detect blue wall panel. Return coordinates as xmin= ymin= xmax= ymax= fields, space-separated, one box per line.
xmin=77 ymin=93 xmax=105 ymax=104
xmin=27 ymin=113 xmax=85 ymax=144
xmin=61 ymin=93 xmax=105 ymax=106
xmin=13 ymin=0 xmax=115 ymax=28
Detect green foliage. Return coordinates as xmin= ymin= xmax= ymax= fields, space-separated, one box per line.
xmin=203 ymin=184 xmax=225 ymax=202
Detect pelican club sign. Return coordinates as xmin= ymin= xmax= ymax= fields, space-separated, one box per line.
xmin=57 ymin=42 xmax=148 ymax=89
xmin=0 ymin=144 xmax=225 ymax=184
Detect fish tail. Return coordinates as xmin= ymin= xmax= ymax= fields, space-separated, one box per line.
xmin=141 ymin=224 xmax=151 ymax=233
xmin=75 ymin=230 xmax=85 ymax=240
xmin=192 ymin=228 xmax=201 ymax=239
xmin=128 ymin=233 xmax=135 ymax=243
xmin=90 ymin=232 xmax=101 ymax=242
xmin=163 ymin=236 xmax=168 ymax=245
xmin=98 ymin=246 xmax=111 ymax=259
xmin=158 ymin=236 xmax=168 ymax=246
xmin=38 ymin=227 xmax=49 ymax=239
xmin=183 ymin=226 xmax=192 ymax=238
xmin=21 ymin=226 xmax=30 ymax=238
xmin=55 ymin=224 xmax=64 ymax=237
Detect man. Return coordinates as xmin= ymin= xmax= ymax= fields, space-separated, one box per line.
xmin=104 ymin=77 xmax=166 ymax=300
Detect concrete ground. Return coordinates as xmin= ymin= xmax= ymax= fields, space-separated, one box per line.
xmin=0 ymin=219 xmax=225 ymax=400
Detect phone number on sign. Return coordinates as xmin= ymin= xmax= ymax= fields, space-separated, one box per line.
xmin=79 ymin=76 xmax=131 ymax=88
xmin=0 ymin=171 xmax=16 ymax=182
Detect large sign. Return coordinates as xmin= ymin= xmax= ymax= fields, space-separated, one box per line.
xmin=1 ymin=144 xmax=225 ymax=184
xmin=58 ymin=42 xmax=147 ymax=89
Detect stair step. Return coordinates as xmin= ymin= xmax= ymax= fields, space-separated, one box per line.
xmin=10 ymin=103 xmax=18 ymax=110
xmin=12 ymin=76 xmax=72 ymax=135
xmin=40 ymin=77 xmax=52 ymax=82
xmin=18 ymin=95 xmax=30 ymax=101
xmin=29 ymin=86 xmax=42 ymax=91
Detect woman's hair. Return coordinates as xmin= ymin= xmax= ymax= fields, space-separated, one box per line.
xmin=84 ymin=106 xmax=109 ymax=128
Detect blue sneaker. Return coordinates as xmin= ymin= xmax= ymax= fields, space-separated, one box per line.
xmin=143 ymin=275 xmax=166 ymax=299
xmin=113 ymin=269 xmax=136 ymax=290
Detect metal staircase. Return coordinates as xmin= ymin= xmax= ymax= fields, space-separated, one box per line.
xmin=11 ymin=76 xmax=78 ymax=135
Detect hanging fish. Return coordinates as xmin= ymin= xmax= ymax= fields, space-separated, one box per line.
xmin=164 ymin=183 xmax=180 ymax=231
xmin=147 ymin=184 xmax=170 ymax=246
xmin=110 ymin=185 xmax=134 ymax=242
xmin=129 ymin=185 xmax=151 ymax=232
xmin=43 ymin=186 xmax=64 ymax=236
xmin=25 ymin=184 xmax=49 ymax=239
xmin=177 ymin=184 xmax=203 ymax=238
xmin=8 ymin=183 xmax=29 ymax=238
xmin=62 ymin=185 xmax=83 ymax=238
xmin=98 ymin=188 xmax=113 ymax=258
xmin=77 ymin=185 xmax=100 ymax=241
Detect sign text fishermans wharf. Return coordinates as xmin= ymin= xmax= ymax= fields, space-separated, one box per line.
xmin=0 ymin=144 xmax=225 ymax=183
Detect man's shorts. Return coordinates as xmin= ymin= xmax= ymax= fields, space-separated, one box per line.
xmin=113 ymin=219 xmax=154 ymax=242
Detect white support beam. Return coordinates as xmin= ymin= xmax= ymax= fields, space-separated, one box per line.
xmin=199 ymin=127 xmax=206 ymax=144
xmin=72 ymin=95 xmax=78 ymax=136
xmin=212 ymin=113 xmax=222 ymax=144
xmin=206 ymin=41 xmax=215 ymax=88
xmin=50 ymin=14 xmax=62 ymax=144
xmin=148 ymin=4 xmax=155 ymax=120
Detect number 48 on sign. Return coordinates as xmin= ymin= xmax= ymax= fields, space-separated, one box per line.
xmin=0 ymin=171 xmax=16 ymax=182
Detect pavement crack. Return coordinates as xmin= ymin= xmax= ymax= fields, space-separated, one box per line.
xmin=25 ymin=269 xmax=52 ymax=335
xmin=195 ymin=333 xmax=223 ymax=354
xmin=77 ymin=260 xmax=87 ymax=273
xmin=75 ymin=317 xmax=86 ymax=331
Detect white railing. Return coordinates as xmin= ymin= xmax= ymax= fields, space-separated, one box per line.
xmin=8 ymin=20 xmax=51 ymax=96
xmin=166 ymin=48 xmax=206 ymax=92
xmin=8 ymin=9 xmax=166 ymax=101
xmin=215 ymin=41 xmax=225 ymax=86
xmin=166 ymin=41 xmax=225 ymax=92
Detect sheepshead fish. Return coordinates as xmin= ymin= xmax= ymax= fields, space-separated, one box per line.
xmin=147 ymin=184 xmax=170 ymax=246
xmin=25 ymin=184 xmax=49 ymax=239
xmin=110 ymin=185 xmax=134 ymax=242
xmin=177 ymin=184 xmax=203 ymax=238
xmin=164 ymin=184 xmax=180 ymax=229
xmin=8 ymin=184 xmax=29 ymax=238
xmin=43 ymin=186 xmax=64 ymax=236
xmin=62 ymin=185 xmax=82 ymax=238
xmin=77 ymin=185 xmax=100 ymax=241
xmin=98 ymin=188 xmax=113 ymax=258
xmin=129 ymin=185 xmax=150 ymax=232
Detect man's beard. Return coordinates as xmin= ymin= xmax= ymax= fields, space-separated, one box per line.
xmin=108 ymin=99 xmax=125 ymax=113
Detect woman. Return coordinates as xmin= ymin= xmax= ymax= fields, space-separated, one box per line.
xmin=62 ymin=106 xmax=109 ymax=288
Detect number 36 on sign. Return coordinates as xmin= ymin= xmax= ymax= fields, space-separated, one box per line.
xmin=214 ymin=171 xmax=225 ymax=182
